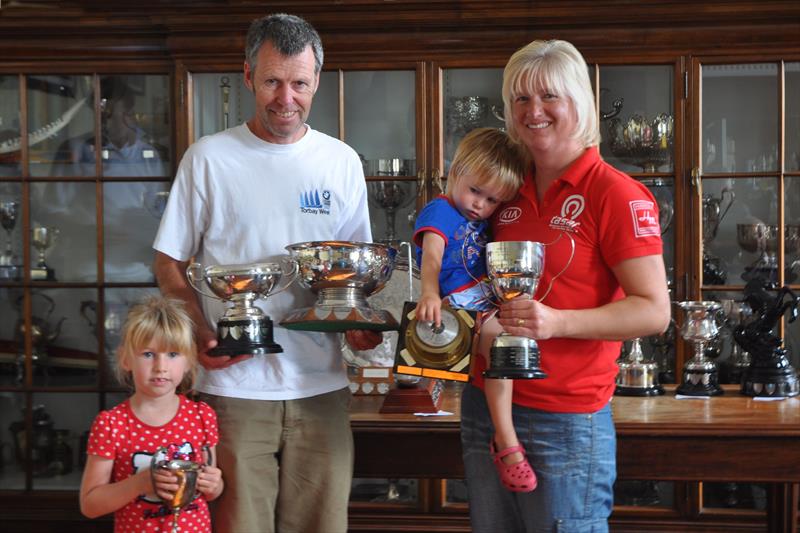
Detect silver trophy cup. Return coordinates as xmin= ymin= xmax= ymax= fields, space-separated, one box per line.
xmin=280 ymin=241 xmax=398 ymax=332
xmin=675 ymin=300 xmax=724 ymax=396
xmin=485 ymin=241 xmax=547 ymax=379
xmin=151 ymin=446 xmax=203 ymax=533
xmin=615 ymin=337 xmax=664 ymax=396
xmin=31 ymin=225 xmax=59 ymax=281
xmin=187 ymin=261 xmax=297 ymax=356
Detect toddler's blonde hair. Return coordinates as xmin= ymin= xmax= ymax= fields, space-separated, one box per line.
xmin=446 ymin=127 xmax=527 ymax=202
xmin=115 ymin=296 xmax=197 ymax=393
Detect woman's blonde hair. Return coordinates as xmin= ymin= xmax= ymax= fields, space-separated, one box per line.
xmin=115 ymin=296 xmax=197 ymax=393
xmin=502 ymin=39 xmax=600 ymax=148
xmin=446 ymin=127 xmax=527 ymax=201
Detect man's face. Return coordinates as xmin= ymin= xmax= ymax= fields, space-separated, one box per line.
xmin=244 ymin=41 xmax=319 ymax=144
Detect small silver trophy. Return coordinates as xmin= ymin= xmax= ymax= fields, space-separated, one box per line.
xmin=615 ymin=337 xmax=664 ymax=396
xmin=31 ymin=225 xmax=59 ymax=281
xmin=280 ymin=241 xmax=398 ymax=332
xmin=484 ymin=241 xmax=547 ymax=379
xmin=0 ymin=199 xmax=20 ymax=280
xmin=675 ymin=301 xmax=724 ymax=396
xmin=151 ymin=446 xmax=204 ymax=533
xmin=187 ymin=262 xmax=297 ymax=356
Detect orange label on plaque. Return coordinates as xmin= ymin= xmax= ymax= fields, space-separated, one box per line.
xmin=423 ymin=368 xmax=470 ymax=382
xmin=396 ymin=365 xmax=423 ymax=376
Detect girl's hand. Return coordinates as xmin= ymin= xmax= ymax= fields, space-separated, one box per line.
xmin=197 ymin=465 xmax=224 ymax=501
xmin=151 ymin=467 xmax=180 ymax=503
xmin=416 ymin=293 xmax=443 ymax=327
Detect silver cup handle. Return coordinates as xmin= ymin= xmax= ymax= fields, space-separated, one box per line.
xmin=537 ymin=231 xmax=575 ymax=303
xmin=186 ymin=263 xmax=226 ymax=301
xmin=260 ymin=257 xmax=299 ymax=298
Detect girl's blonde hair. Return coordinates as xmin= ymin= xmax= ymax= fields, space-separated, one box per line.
xmin=115 ymin=296 xmax=197 ymax=393
xmin=502 ymin=39 xmax=600 ymax=148
xmin=446 ymin=127 xmax=527 ymax=201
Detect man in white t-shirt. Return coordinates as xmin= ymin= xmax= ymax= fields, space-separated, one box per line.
xmin=152 ymin=13 xmax=380 ymax=533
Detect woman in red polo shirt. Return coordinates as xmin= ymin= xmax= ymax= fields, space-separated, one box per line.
xmin=460 ymin=39 xmax=671 ymax=533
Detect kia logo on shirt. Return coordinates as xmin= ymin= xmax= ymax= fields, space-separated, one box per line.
xmin=498 ymin=206 xmax=522 ymax=224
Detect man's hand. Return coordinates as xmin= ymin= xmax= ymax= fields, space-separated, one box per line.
xmin=196 ymin=326 xmax=253 ymax=369
xmin=345 ymin=329 xmax=383 ymax=351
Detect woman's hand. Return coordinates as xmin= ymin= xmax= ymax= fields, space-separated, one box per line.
xmin=196 ymin=464 xmax=224 ymax=501
xmin=496 ymin=298 xmax=562 ymax=340
xmin=416 ymin=292 xmax=443 ymax=327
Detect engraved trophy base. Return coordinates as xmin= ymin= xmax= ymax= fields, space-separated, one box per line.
xmin=280 ymin=304 xmax=399 ymax=332
xmin=740 ymin=349 xmax=800 ymax=398
xmin=484 ymin=334 xmax=547 ymax=380
xmin=30 ymin=266 xmax=56 ymax=281
xmin=348 ymin=366 xmax=394 ymax=396
xmin=676 ymin=359 xmax=724 ymax=396
xmin=393 ymin=301 xmax=474 ymax=383
xmin=0 ymin=264 xmax=21 ymax=280
xmin=207 ymin=316 xmax=282 ymax=357
xmin=379 ymin=378 xmax=444 ymax=414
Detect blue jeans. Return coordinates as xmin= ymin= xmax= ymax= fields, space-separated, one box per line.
xmin=460 ymin=383 xmax=616 ymax=533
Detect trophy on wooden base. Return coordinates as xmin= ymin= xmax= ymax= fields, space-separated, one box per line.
xmin=31 ymin=225 xmax=59 ymax=281
xmin=379 ymin=376 xmax=444 ymax=414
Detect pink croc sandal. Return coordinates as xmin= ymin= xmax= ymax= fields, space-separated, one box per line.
xmin=490 ymin=441 xmax=537 ymax=493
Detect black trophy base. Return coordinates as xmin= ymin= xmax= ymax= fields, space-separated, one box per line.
xmin=30 ymin=266 xmax=55 ymax=281
xmin=676 ymin=369 xmax=724 ymax=396
xmin=207 ymin=317 xmax=282 ymax=357
xmin=615 ymin=384 xmax=665 ymax=396
xmin=483 ymin=337 xmax=547 ymax=380
xmin=740 ymin=353 xmax=800 ymax=397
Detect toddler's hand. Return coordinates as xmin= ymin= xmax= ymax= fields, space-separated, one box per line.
xmin=416 ymin=293 xmax=443 ymax=327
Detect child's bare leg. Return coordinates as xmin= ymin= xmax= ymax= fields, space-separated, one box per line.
xmin=479 ymin=316 xmax=524 ymax=466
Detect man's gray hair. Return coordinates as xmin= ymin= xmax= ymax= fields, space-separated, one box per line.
xmin=245 ymin=13 xmax=324 ymax=74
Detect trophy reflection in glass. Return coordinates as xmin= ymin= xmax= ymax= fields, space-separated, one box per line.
xmin=447 ymin=96 xmax=488 ymax=137
xmin=702 ymin=188 xmax=734 ymax=285
xmin=31 ymin=225 xmax=59 ymax=281
xmin=606 ymin=109 xmax=674 ymax=172
xmin=142 ymin=189 xmax=170 ymax=219
xmin=484 ymin=241 xmax=547 ymax=379
xmin=735 ymin=278 xmax=800 ymax=397
xmin=0 ymin=199 xmax=21 ymax=279
xmin=675 ymin=301 xmax=724 ymax=396
xmin=187 ymin=262 xmax=297 ymax=356
xmin=369 ymin=181 xmax=415 ymax=244
xmin=737 ymin=223 xmax=800 ymax=285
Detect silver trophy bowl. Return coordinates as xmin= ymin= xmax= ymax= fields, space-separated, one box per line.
xmin=187 ymin=261 xmax=296 ymax=356
xmin=606 ymin=112 xmax=674 ymax=172
xmin=485 ymin=241 xmax=547 ymax=379
xmin=737 ymin=223 xmax=800 ymax=282
xmin=280 ymin=241 xmax=399 ymax=332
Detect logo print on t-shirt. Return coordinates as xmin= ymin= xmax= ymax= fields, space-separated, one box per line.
xmin=299 ymin=189 xmax=331 ymax=215
xmin=549 ymin=194 xmax=584 ymax=233
xmin=497 ymin=206 xmax=522 ymax=224
xmin=630 ymin=200 xmax=659 ymax=237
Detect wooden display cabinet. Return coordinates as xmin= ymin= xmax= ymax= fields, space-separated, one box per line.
xmin=1 ymin=1 xmax=799 ymax=531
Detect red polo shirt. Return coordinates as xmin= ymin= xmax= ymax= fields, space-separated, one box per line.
xmin=473 ymin=147 xmax=663 ymax=413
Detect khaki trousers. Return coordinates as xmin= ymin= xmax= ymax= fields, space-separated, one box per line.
xmin=200 ymin=388 xmax=353 ymax=533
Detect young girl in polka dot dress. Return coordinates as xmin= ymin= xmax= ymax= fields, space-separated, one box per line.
xmin=79 ymin=296 xmax=224 ymax=533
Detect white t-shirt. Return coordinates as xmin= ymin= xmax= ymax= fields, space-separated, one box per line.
xmin=153 ymin=123 xmax=371 ymax=400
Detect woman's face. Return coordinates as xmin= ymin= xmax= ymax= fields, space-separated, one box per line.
xmin=510 ymin=77 xmax=580 ymax=157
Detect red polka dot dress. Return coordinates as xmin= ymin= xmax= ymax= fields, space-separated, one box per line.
xmin=87 ymin=395 xmax=219 ymax=533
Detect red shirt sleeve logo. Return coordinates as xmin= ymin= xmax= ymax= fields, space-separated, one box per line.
xmin=630 ymin=200 xmax=659 ymax=237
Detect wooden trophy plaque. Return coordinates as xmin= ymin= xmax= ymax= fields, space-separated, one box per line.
xmin=379 ymin=377 xmax=444 ymax=414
